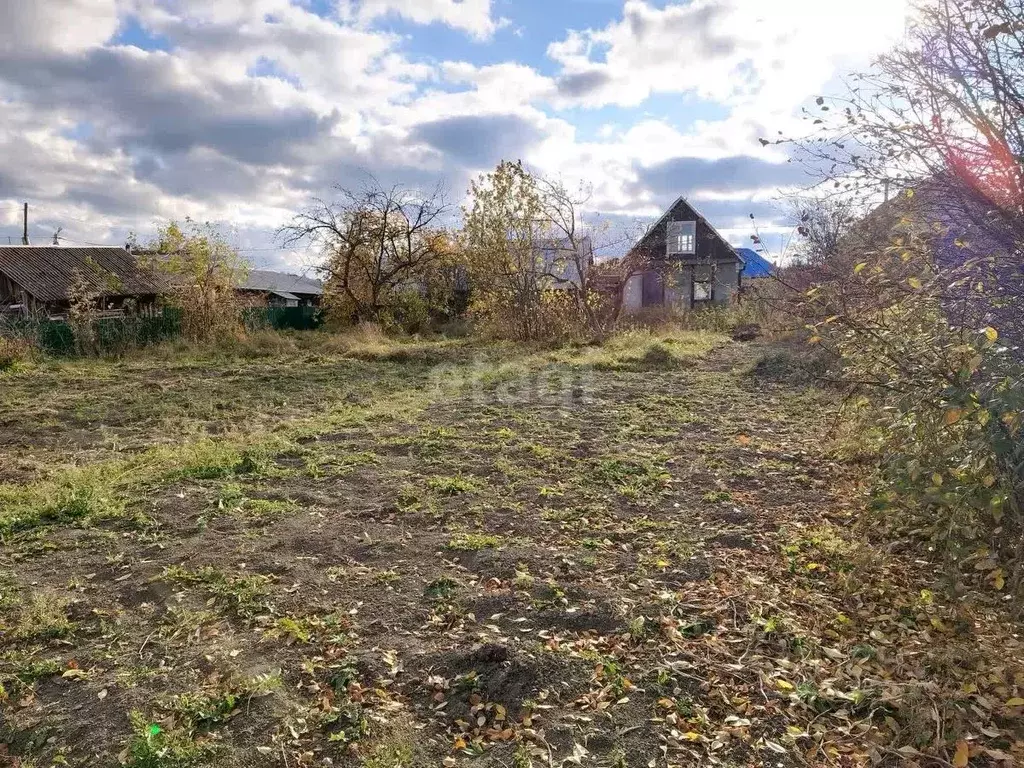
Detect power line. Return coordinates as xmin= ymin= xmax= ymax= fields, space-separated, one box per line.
xmin=55 ymin=235 xmax=118 ymax=247
xmin=52 ymin=235 xmax=321 ymax=277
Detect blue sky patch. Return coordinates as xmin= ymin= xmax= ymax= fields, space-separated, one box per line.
xmin=110 ymin=16 xmax=172 ymax=52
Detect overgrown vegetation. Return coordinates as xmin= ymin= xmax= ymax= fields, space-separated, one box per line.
xmin=758 ymin=0 xmax=1024 ymax=595
xmin=0 ymin=331 xmax=35 ymax=371
xmin=4 ymin=5 xmax=1024 ymax=768
xmin=142 ymin=219 xmax=249 ymax=343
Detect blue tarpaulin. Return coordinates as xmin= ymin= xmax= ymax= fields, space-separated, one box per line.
xmin=737 ymin=248 xmax=776 ymax=279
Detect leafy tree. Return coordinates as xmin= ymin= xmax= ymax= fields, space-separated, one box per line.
xmin=462 ymin=160 xmax=551 ymax=341
xmin=462 ymin=161 xmax=639 ymax=340
xmin=142 ymin=219 xmax=248 ymax=342
xmin=66 ymin=270 xmax=101 ymax=356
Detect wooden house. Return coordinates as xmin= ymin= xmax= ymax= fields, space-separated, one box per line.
xmin=236 ymin=270 xmax=323 ymax=308
xmin=620 ymin=197 xmax=745 ymax=312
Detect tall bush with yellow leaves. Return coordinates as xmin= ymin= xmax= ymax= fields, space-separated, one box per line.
xmin=144 ymin=219 xmax=248 ymax=343
xmin=802 ymin=240 xmax=1023 ymax=593
xmin=462 ymin=160 xmax=600 ymax=342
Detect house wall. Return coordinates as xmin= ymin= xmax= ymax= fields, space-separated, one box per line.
xmin=713 ymin=261 xmax=739 ymax=304
xmin=621 ymin=261 xmax=737 ymax=315
xmin=664 ymin=266 xmax=691 ymax=311
xmin=0 ymin=271 xmax=31 ymax=309
xmin=268 ymin=295 xmax=299 ymax=308
xmin=538 ymin=238 xmax=592 ymax=290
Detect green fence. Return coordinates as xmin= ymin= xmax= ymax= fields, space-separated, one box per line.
xmin=243 ymin=306 xmax=323 ymax=331
xmin=3 ymin=306 xmax=322 ymax=357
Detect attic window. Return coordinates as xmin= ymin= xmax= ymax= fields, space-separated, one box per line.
xmin=667 ymin=220 xmax=696 ymax=255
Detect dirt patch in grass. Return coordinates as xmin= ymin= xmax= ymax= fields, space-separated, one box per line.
xmin=2 ymin=335 xmax=1024 ymax=767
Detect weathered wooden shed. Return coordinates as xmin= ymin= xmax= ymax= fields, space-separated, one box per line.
xmin=0 ymin=245 xmax=165 ymax=316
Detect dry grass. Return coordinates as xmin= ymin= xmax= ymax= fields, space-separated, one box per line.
xmin=0 ymin=334 xmax=37 ymax=372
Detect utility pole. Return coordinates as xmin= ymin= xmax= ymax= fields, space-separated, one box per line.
xmin=21 ymin=202 xmax=29 ymax=245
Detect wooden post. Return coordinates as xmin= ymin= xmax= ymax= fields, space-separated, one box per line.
xmin=21 ymin=203 xmax=29 ymax=245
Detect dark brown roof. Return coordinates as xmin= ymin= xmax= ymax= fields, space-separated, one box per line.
xmin=0 ymin=246 xmax=165 ymax=303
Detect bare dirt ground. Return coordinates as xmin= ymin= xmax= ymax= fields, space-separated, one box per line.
xmin=2 ymin=332 xmax=1022 ymax=768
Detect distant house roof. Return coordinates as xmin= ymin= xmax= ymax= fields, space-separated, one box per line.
xmin=238 ymin=269 xmax=323 ymax=296
xmin=736 ymin=248 xmax=775 ymax=278
xmin=0 ymin=245 xmax=165 ymax=303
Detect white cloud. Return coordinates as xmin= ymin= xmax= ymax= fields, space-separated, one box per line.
xmin=547 ymin=0 xmax=908 ymax=113
xmin=0 ymin=0 xmax=437 ymax=253
xmin=0 ymin=0 xmax=119 ymax=54
xmin=346 ymin=0 xmax=505 ymax=40
xmin=440 ymin=61 xmax=555 ymax=106
xmin=0 ymin=0 xmax=909 ymax=264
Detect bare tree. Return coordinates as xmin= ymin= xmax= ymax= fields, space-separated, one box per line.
xmin=764 ymin=0 xmax=1024 ymax=612
xmin=783 ymin=195 xmax=859 ymax=266
xmin=777 ymin=0 xmax=1024 ymax=346
xmin=280 ymin=177 xmax=452 ymax=323
xmin=533 ymin=177 xmax=644 ymax=339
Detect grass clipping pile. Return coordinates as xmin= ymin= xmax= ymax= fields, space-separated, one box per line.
xmin=0 ymin=332 xmax=1023 ymax=767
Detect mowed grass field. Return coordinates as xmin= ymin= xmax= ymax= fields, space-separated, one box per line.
xmin=2 ymin=330 xmax=1023 ymax=768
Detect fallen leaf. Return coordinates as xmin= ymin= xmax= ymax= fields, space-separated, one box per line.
xmin=953 ymin=740 xmax=969 ymax=767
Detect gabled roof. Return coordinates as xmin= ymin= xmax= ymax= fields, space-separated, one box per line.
xmin=736 ymin=248 xmax=775 ymax=278
xmin=0 ymin=245 xmax=165 ymax=303
xmin=630 ymin=196 xmax=744 ymax=264
xmin=238 ymin=269 xmax=323 ymax=296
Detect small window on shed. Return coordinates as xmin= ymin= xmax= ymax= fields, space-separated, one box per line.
xmin=667 ymin=220 xmax=696 ymax=255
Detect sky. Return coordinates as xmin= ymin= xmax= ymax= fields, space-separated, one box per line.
xmin=0 ymin=0 xmax=911 ymax=272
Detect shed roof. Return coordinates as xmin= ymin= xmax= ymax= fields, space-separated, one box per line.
xmin=736 ymin=248 xmax=775 ymax=278
xmin=238 ymin=269 xmax=323 ymax=296
xmin=0 ymin=245 xmax=165 ymax=303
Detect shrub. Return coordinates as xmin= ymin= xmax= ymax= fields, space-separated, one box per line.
xmin=142 ymin=219 xmax=248 ymax=344
xmin=615 ymin=294 xmax=787 ymax=338
xmin=0 ymin=334 xmax=35 ymax=371
xmin=802 ymin=243 xmax=1024 ymax=592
